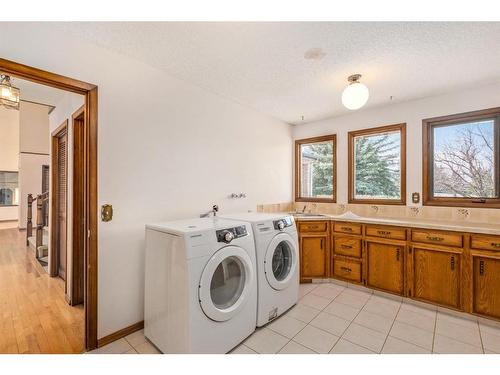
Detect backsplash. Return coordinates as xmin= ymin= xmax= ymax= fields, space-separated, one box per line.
xmin=257 ymin=202 xmax=500 ymax=225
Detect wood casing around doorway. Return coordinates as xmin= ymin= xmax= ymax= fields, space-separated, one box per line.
xmin=0 ymin=57 xmax=99 ymax=351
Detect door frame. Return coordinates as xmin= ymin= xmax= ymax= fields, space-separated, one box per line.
xmin=70 ymin=105 xmax=85 ymax=306
xmin=0 ymin=57 xmax=99 ymax=351
xmin=50 ymin=120 xmax=69 ymax=283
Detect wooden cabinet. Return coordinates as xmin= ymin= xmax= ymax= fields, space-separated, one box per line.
xmin=296 ymin=217 xmax=500 ymax=321
xmin=411 ymin=246 xmax=462 ymax=309
xmin=472 ymin=254 xmax=500 ymax=320
xmin=298 ymin=221 xmax=330 ymax=281
xmin=300 ymin=236 xmax=329 ymax=279
xmin=366 ymin=240 xmax=404 ymax=295
xmin=333 ymin=236 xmax=362 ymax=258
xmin=332 ymin=256 xmax=362 ymax=283
xmin=411 ymin=229 xmax=463 ymax=248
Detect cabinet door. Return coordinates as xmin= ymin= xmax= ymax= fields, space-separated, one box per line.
xmin=366 ymin=241 xmax=404 ymax=295
xmin=412 ymin=246 xmax=461 ymax=309
xmin=473 ymin=256 xmax=500 ymax=320
xmin=300 ymin=236 xmax=328 ymax=278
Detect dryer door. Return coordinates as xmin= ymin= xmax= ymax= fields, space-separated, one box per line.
xmin=199 ymin=245 xmax=254 ymax=322
xmin=264 ymin=232 xmax=298 ymax=291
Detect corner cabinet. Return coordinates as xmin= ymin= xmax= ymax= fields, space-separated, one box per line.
xmin=296 ymin=218 xmax=500 ymax=322
xmin=298 ymin=221 xmax=330 ymax=281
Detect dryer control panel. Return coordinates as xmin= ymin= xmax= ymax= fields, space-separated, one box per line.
xmin=216 ymin=226 xmax=248 ymax=243
xmin=273 ymin=217 xmax=294 ymax=231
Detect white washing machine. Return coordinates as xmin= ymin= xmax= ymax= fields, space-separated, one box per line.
xmin=144 ymin=217 xmax=257 ymax=353
xmin=220 ymin=213 xmax=299 ymax=327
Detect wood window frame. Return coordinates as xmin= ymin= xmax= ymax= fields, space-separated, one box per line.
xmin=295 ymin=134 xmax=337 ymax=203
xmin=422 ymin=107 xmax=500 ymax=208
xmin=0 ymin=57 xmax=99 ymax=351
xmin=348 ymin=123 xmax=407 ymax=205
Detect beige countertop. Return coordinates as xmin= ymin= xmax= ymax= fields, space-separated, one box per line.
xmin=289 ymin=212 xmax=500 ymax=236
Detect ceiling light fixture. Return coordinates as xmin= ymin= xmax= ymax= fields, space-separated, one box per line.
xmin=0 ymin=75 xmax=20 ymax=111
xmin=341 ymin=74 xmax=369 ymax=110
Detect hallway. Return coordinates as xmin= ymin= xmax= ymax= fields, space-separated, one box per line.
xmin=0 ymin=228 xmax=84 ymax=353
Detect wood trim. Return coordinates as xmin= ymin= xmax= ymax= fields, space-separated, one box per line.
xmin=0 ymin=58 xmax=99 ymax=351
xmin=348 ymin=123 xmax=407 ymax=205
xmin=97 ymin=321 xmax=144 ymax=348
xmin=50 ymin=120 xmax=68 ymax=278
xmin=422 ymin=107 xmax=500 ymax=209
xmin=294 ymin=134 xmax=337 ymax=203
xmin=0 ymin=57 xmax=95 ymax=94
xmin=70 ymin=106 xmax=85 ymax=306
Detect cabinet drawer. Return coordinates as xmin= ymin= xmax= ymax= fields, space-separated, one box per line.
xmin=333 ymin=256 xmax=362 ymax=283
xmin=411 ymin=229 xmax=463 ymax=248
xmin=366 ymin=225 xmax=407 ymax=241
xmin=470 ymin=234 xmax=500 ymax=252
xmin=298 ymin=221 xmax=328 ymax=233
xmin=333 ymin=222 xmax=362 ymax=235
xmin=333 ymin=236 xmax=362 ymax=258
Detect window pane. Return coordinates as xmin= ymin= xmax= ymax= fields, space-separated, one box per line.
xmin=0 ymin=171 xmax=19 ymax=206
xmin=300 ymin=140 xmax=334 ymax=199
xmin=433 ymin=119 xmax=497 ymax=198
xmin=353 ymin=130 xmax=401 ymax=200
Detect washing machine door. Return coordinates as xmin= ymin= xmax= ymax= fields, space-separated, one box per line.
xmin=199 ymin=245 xmax=254 ymax=322
xmin=264 ymin=232 xmax=298 ymax=291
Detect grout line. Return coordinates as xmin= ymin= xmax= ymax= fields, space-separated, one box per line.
xmin=379 ymin=302 xmax=402 ymax=353
xmin=478 ymin=322 xmax=486 ymax=354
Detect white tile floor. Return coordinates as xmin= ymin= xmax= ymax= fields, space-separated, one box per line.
xmin=90 ymin=282 xmax=500 ymax=354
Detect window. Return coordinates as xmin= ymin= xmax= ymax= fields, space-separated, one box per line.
xmin=0 ymin=171 xmax=19 ymax=206
xmin=295 ymin=135 xmax=336 ymax=202
xmin=348 ymin=124 xmax=406 ymax=204
xmin=423 ymin=108 xmax=500 ymax=208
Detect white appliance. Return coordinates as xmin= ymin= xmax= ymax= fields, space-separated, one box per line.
xmin=144 ymin=217 xmax=257 ymax=353
xmin=220 ymin=212 xmax=299 ymax=326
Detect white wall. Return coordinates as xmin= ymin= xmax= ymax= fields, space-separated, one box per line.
xmin=0 ymin=24 xmax=293 ymax=338
xmin=0 ymin=107 xmax=19 ymax=221
xmin=293 ymin=82 xmax=500 ymax=206
xmin=17 ymin=101 xmax=50 ymax=228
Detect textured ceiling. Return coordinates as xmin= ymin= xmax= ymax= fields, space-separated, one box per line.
xmin=11 ymin=77 xmax=68 ymax=108
xmin=55 ymin=22 xmax=500 ymax=124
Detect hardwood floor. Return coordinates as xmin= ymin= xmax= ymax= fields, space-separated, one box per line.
xmin=0 ymin=228 xmax=84 ymax=353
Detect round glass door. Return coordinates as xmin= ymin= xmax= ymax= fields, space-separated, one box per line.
xmin=199 ymin=246 xmax=254 ymax=322
xmin=265 ymin=233 xmax=298 ymax=290
xmin=210 ymin=256 xmax=246 ymax=310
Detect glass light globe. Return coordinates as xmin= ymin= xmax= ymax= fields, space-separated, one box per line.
xmin=342 ymin=81 xmax=369 ymax=110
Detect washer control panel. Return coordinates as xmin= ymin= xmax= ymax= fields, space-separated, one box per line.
xmin=273 ymin=217 xmax=294 ymax=231
xmin=216 ymin=226 xmax=248 ymax=243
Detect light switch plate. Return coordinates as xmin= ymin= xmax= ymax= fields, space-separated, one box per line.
xmin=101 ymin=204 xmax=113 ymax=222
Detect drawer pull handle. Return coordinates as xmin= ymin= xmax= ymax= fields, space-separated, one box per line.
xmin=450 ymin=256 xmax=455 ymax=271
xmin=340 ymin=244 xmax=353 ymax=249
xmin=341 ymin=227 xmax=353 ymax=232
xmin=340 ymin=266 xmax=352 ymax=273
xmin=377 ymin=230 xmax=391 ymax=236
xmin=427 ymin=236 xmax=444 ymax=242
xmin=320 ymin=239 xmax=324 ymax=249
xmin=396 ymin=248 xmax=400 ymax=261
xmin=490 ymin=242 xmax=500 ymax=248
xmin=479 ymin=260 xmax=485 ymax=275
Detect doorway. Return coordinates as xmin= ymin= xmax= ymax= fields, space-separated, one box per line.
xmin=0 ymin=57 xmax=99 ymax=351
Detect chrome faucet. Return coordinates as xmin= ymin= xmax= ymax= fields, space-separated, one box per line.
xmin=200 ymin=205 xmax=219 ymax=218
xmin=302 ymin=205 xmax=307 ymax=213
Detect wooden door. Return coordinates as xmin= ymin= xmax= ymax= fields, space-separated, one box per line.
xmin=366 ymin=241 xmax=404 ymax=295
xmin=473 ymin=255 xmax=500 ymax=319
xmin=51 ymin=122 xmax=68 ymax=281
xmin=300 ymin=235 xmax=329 ymax=278
xmin=412 ymin=246 xmax=461 ymax=309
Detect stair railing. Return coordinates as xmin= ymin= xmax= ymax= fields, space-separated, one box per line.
xmin=27 ymin=191 xmax=49 ymax=255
